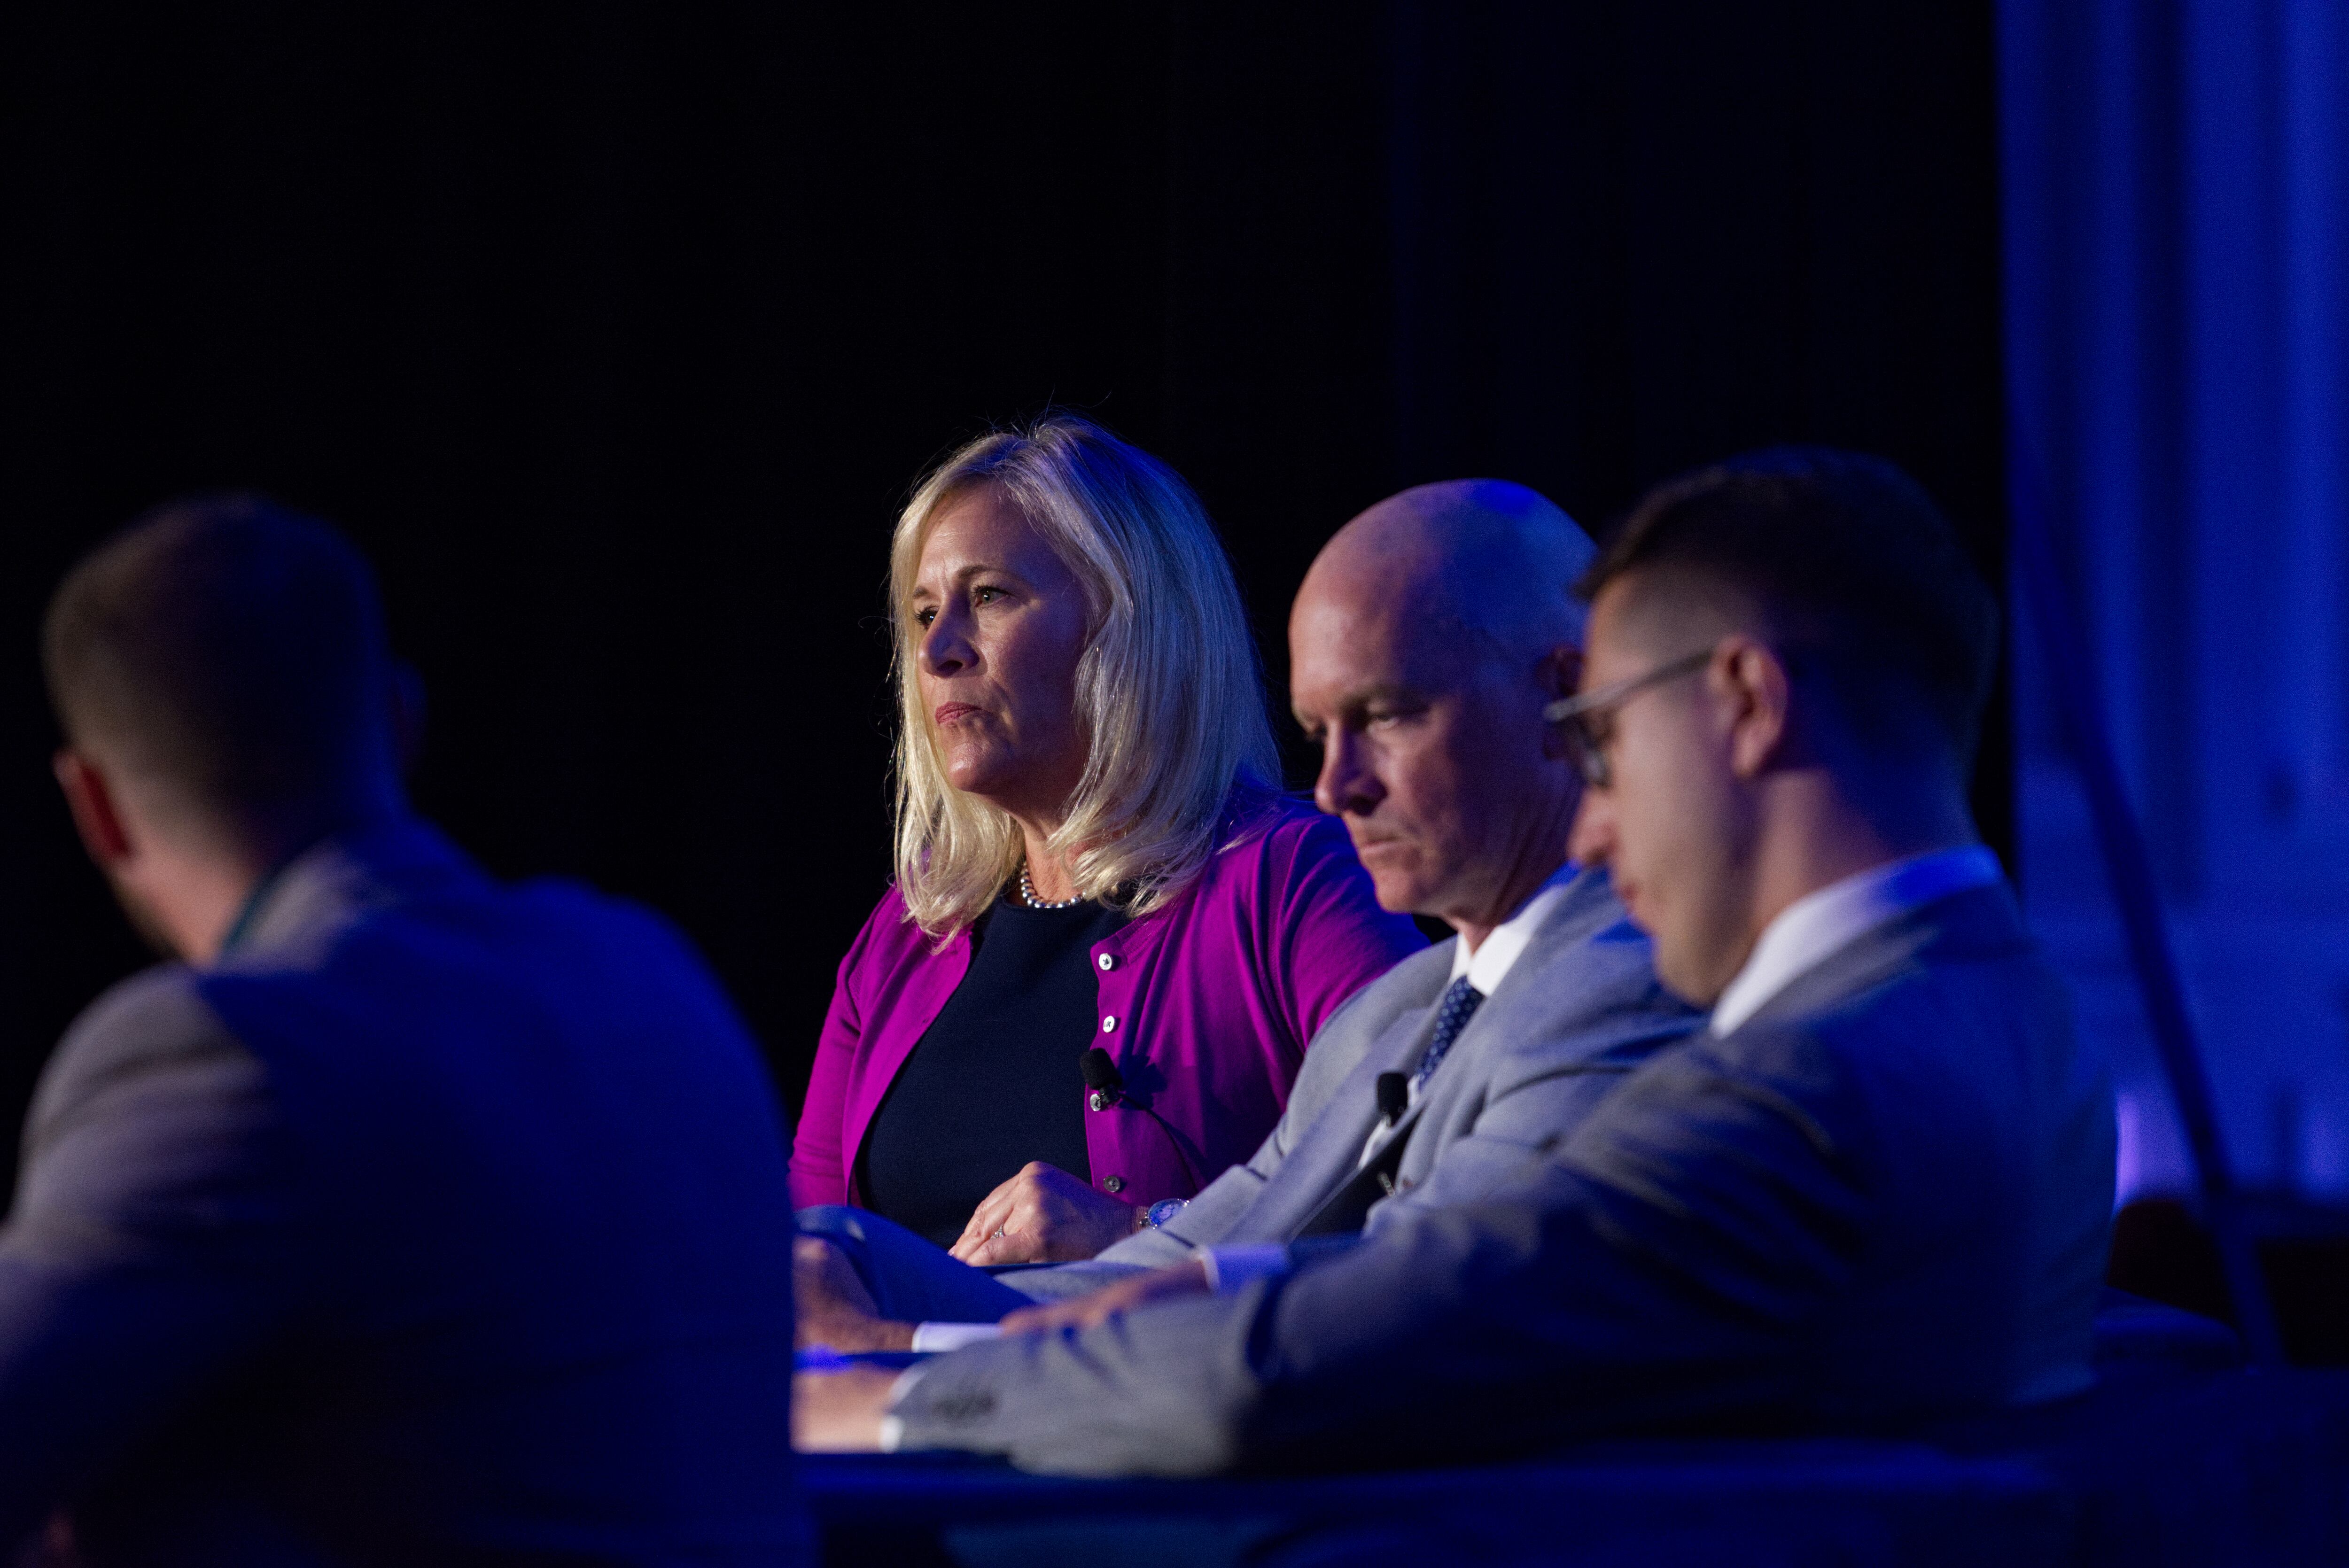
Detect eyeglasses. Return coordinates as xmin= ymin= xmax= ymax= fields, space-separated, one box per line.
xmin=1542 ymin=648 xmax=1714 ymax=789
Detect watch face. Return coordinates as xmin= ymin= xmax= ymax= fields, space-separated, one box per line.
xmin=1147 ymin=1198 xmax=1188 ymax=1228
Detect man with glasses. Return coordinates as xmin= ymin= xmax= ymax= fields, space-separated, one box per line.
xmin=801 ymin=449 xmax=2114 ymax=1475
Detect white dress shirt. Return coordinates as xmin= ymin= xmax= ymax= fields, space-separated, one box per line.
xmin=1706 ymin=845 xmax=2005 ymax=1038
xmin=1448 ymin=860 xmax=1583 ymax=994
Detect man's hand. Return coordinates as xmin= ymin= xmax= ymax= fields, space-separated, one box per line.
xmin=793 ymin=1364 xmax=902 ymax=1452
xmin=794 ymin=1237 xmax=915 ymax=1352
xmin=949 ymin=1161 xmax=1143 ymax=1265
xmin=997 ymin=1259 xmax=1211 ymax=1334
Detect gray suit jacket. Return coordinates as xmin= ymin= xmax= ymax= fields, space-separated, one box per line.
xmin=0 ymin=823 xmax=806 ymax=1562
xmin=1012 ymin=867 xmax=1700 ymax=1299
xmin=893 ymin=880 xmax=2116 ymax=1475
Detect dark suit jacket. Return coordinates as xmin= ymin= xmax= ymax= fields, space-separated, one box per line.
xmin=0 ymin=823 xmax=805 ymax=1564
xmin=892 ymin=880 xmax=2116 ymax=1475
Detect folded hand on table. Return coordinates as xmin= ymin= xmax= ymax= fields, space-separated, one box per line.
xmin=949 ymin=1160 xmax=1143 ymax=1266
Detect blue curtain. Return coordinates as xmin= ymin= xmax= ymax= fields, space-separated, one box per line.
xmin=2002 ymin=0 xmax=2349 ymax=1199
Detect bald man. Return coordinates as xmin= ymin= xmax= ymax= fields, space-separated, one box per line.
xmin=793 ymin=480 xmax=1699 ymax=1450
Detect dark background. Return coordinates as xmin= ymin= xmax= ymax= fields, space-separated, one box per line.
xmin=0 ymin=0 xmax=2004 ymax=1205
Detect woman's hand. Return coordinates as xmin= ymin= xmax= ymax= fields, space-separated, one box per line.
xmin=997 ymin=1260 xmax=1212 ymax=1334
xmin=949 ymin=1161 xmax=1143 ymax=1265
xmin=794 ymin=1237 xmax=915 ymax=1353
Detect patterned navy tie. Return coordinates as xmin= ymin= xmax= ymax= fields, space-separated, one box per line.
xmin=1411 ymin=976 xmax=1486 ymax=1093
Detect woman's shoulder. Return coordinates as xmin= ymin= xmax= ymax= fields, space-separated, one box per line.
xmin=1180 ymin=792 xmax=1359 ymax=907
xmin=852 ymin=879 xmax=913 ymax=928
xmin=1116 ymin=791 xmax=1361 ymax=936
xmin=1217 ymin=791 xmax=1352 ymax=868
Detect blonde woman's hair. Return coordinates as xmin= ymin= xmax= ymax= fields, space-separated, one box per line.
xmin=889 ymin=415 xmax=1281 ymax=939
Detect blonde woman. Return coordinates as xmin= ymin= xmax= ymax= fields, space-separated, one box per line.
xmin=791 ymin=416 xmax=1421 ymax=1267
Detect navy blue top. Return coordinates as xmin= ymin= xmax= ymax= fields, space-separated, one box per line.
xmin=858 ymin=896 xmax=1126 ymax=1247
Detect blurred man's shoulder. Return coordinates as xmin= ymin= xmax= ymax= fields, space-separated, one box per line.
xmin=54 ymin=963 xmax=226 ymax=1067
xmin=31 ymin=964 xmax=257 ymax=1141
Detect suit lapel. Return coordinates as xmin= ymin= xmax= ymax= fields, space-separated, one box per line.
xmin=1730 ymin=881 xmax=2029 ymax=1038
xmin=1262 ymin=998 xmax=1446 ymax=1231
xmin=1294 ymin=870 xmax=1627 ymax=1235
xmin=1385 ymin=868 xmax=1621 ymax=1146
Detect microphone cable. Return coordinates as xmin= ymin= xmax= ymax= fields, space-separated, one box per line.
xmin=1079 ymin=1047 xmax=1205 ymax=1191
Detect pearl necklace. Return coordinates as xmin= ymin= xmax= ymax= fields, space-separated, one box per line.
xmin=1018 ymin=862 xmax=1084 ymax=910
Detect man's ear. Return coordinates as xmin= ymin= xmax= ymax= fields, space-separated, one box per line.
xmin=54 ymin=747 xmax=135 ymax=868
xmin=1719 ymin=637 xmax=1794 ymax=779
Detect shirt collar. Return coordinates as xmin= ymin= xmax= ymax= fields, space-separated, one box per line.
xmin=208 ymin=818 xmax=474 ymax=966
xmin=1707 ymin=844 xmax=2005 ymax=1037
xmin=1448 ymin=862 xmax=1580 ymax=995
xmin=215 ymin=838 xmax=328 ymax=957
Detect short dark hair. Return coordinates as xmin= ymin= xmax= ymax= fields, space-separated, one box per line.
xmin=1577 ymin=448 xmax=1999 ymax=763
xmin=43 ymin=495 xmax=395 ymax=820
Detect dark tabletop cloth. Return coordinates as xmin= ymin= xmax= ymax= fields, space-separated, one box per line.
xmin=857 ymin=895 xmax=1126 ymax=1247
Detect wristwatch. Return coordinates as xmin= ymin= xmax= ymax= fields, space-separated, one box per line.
xmin=1143 ymin=1197 xmax=1189 ymax=1229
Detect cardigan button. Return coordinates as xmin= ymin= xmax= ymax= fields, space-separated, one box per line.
xmin=1103 ymin=1175 xmax=1125 ymax=1194
xmin=1097 ymin=953 xmax=1116 ymax=971
xmin=1101 ymin=1014 xmax=1118 ymax=1032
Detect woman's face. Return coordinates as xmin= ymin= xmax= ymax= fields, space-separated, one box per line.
xmin=910 ymin=486 xmax=1093 ymax=822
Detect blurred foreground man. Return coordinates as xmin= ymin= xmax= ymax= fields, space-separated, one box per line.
xmin=2 ymin=499 xmax=805 ymax=1562
xmin=799 ymin=449 xmax=2114 ymax=1474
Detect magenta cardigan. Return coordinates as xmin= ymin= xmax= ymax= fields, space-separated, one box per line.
xmin=790 ymin=798 xmax=1425 ymax=1212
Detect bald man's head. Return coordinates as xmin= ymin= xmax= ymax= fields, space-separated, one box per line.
xmin=1290 ymin=480 xmax=1595 ymax=939
xmin=1299 ymin=479 xmax=1593 ymax=677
